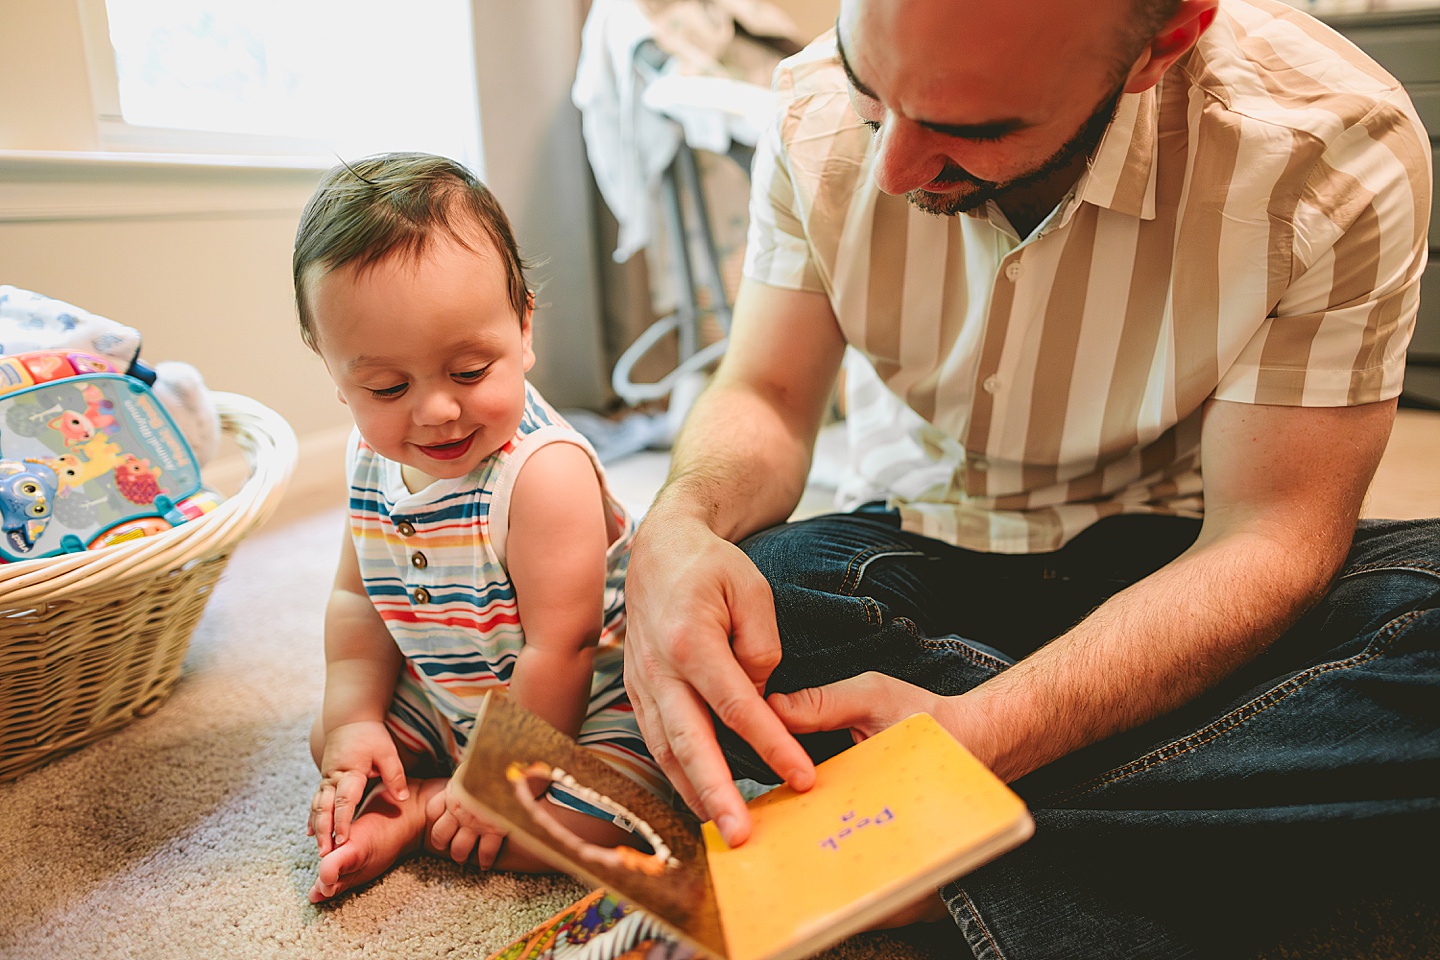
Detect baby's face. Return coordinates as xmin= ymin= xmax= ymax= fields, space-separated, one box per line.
xmin=307 ymin=234 xmax=534 ymax=487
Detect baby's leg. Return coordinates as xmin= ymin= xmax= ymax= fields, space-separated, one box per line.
xmin=486 ymin=801 xmax=641 ymax=874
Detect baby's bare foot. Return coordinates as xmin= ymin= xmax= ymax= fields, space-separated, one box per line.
xmin=309 ymin=777 xmax=447 ymax=903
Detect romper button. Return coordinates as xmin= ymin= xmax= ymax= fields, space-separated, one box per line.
xmin=1005 ymin=261 xmax=1023 ymax=281
xmin=396 ymin=521 xmax=415 ymax=537
xmin=982 ymin=375 xmax=1001 ymax=394
xmin=970 ymin=456 xmax=989 ymax=472
xmin=413 ymin=586 xmax=431 ymax=604
xmin=411 ymin=552 xmax=428 ymax=569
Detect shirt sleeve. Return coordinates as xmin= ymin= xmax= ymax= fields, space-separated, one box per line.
xmin=741 ymin=70 xmax=828 ymax=293
xmin=1214 ymin=92 xmax=1431 ymax=407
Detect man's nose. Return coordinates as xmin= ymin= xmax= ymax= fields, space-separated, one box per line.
xmin=869 ymin=116 xmax=946 ymax=197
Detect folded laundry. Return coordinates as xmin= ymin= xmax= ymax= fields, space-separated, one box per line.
xmin=0 ymin=285 xmax=220 ymax=464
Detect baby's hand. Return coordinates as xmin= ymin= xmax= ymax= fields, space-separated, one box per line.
xmin=427 ymin=777 xmax=507 ymax=869
xmin=308 ymin=720 xmax=409 ymax=856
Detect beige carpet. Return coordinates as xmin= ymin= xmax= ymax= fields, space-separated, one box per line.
xmin=0 ymin=507 xmax=947 ymax=960
xmin=5 ymin=408 xmax=1437 ymax=960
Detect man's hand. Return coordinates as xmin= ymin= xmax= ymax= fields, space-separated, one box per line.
xmin=427 ymin=778 xmax=506 ymax=868
xmin=768 ymin=671 xmax=998 ymax=770
xmin=624 ymin=514 xmax=817 ymax=846
xmin=308 ymin=720 xmax=409 ymax=855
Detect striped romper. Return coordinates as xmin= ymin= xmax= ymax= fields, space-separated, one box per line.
xmin=346 ymin=383 xmax=669 ymax=819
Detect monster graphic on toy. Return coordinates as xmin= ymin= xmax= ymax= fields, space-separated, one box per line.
xmin=0 ymin=459 xmax=60 ymax=555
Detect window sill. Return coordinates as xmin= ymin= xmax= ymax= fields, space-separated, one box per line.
xmin=0 ymin=150 xmax=330 ymax=223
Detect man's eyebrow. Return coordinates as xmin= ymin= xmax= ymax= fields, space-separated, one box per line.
xmin=834 ymin=29 xmax=879 ymax=101
xmin=835 ymin=22 xmax=1031 ymax=141
xmin=919 ymin=117 xmax=1030 ymax=139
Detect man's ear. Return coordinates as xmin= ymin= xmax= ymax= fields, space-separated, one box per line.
xmin=1124 ymin=0 xmax=1219 ymax=94
xmin=521 ymin=290 xmax=536 ymax=373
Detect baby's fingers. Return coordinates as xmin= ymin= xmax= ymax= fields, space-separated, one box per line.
xmin=448 ymin=824 xmax=480 ymax=864
xmin=310 ymin=784 xmax=336 ymax=856
xmin=330 ymin=770 xmax=370 ymax=846
xmin=375 ymin=750 xmax=409 ymax=803
xmin=429 ymin=808 xmax=459 ymax=855
xmin=476 ymin=829 xmax=505 ymax=871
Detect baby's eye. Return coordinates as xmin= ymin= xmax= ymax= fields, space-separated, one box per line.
xmin=370 ymin=383 xmax=408 ymax=399
xmin=452 ymin=368 xmax=489 ymax=383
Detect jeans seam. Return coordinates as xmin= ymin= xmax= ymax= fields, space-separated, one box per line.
xmin=1337 ymin=559 xmax=1440 ymax=581
xmin=860 ymin=596 xmax=882 ymax=627
xmin=839 ymin=547 xmax=926 ymax=596
xmin=950 ymin=886 xmax=1008 ymax=960
xmin=918 ymin=636 xmax=1010 ymax=674
xmin=1036 ymin=608 xmax=1423 ymax=808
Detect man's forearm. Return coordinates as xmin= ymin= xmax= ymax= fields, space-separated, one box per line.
xmin=651 ymin=377 xmax=819 ymax=543
xmin=958 ymin=528 xmax=1341 ymax=783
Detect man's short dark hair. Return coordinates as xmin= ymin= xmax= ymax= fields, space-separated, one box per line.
xmin=1116 ymin=0 xmax=1183 ymax=81
xmin=293 ymin=152 xmax=531 ymax=351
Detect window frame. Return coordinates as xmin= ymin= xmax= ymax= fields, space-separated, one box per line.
xmin=73 ymin=0 xmax=484 ymax=169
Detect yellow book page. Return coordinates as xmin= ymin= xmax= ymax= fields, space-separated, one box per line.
xmin=703 ymin=712 xmax=1033 ymax=960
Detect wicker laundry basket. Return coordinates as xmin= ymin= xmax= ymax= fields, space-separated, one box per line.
xmin=0 ymin=392 xmax=297 ymax=782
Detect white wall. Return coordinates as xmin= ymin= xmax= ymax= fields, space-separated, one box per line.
xmin=0 ymin=0 xmax=614 ymax=507
xmin=0 ymin=0 xmax=837 ymax=509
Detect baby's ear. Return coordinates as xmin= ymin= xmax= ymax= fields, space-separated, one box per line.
xmin=335 ymin=386 xmax=348 ymax=407
xmin=521 ymin=291 xmax=536 ymax=372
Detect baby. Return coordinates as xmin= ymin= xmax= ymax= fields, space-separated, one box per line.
xmin=293 ymin=153 xmax=669 ymax=902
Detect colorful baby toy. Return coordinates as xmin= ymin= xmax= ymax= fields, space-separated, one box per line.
xmin=0 ymin=349 xmax=222 ymax=562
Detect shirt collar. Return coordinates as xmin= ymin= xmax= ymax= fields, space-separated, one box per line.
xmin=1074 ymin=84 xmax=1160 ymax=221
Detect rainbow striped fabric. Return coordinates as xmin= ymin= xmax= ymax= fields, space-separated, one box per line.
xmin=347 ymin=383 xmax=669 ymax=807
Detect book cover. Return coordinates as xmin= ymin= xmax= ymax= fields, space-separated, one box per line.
xmin=455 ymin=692 xmax=1032 ymax=960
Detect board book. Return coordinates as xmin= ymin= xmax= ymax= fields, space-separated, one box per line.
xmin=454 ymin=692 xmax=1034 ymax=960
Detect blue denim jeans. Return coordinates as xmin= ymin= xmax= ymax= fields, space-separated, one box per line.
xmin=723 ymin=509 xmax=1440 ymax=959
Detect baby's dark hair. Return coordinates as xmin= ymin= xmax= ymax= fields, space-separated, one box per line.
xmin=293 ymin=152 xmax=530 ymax=351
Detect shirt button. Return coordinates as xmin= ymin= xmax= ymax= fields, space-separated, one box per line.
xmin=411 ymin=552 xmax=428 ymax=570
xmin=1005 ymin=261 xmax=1023 ymax=281
xmin=982 ymin=375 xmax=1001 ymax=394
xmin=413 ymin=586 xmax=431 ymax=605
xmin=396 ymin=520 xmax=415 ymax=537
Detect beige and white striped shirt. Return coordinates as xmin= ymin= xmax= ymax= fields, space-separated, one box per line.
xmin=742 ymin=0 xmax=1431 ymax=554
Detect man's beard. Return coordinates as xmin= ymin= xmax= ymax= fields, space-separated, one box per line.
xmin=906 ymin=83 xmax=1126 ymax=217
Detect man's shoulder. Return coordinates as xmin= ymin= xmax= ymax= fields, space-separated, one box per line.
xmin=773 ymin=30 xmax=845 ymax=100
xmin=1182 ymin=0 xmax=1419 ymax=147
xmin=767 ymin=30 xmax=874 ymax=184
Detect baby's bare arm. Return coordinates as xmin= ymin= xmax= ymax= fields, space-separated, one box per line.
xmin=428 ymin=442 xmax=610 ymax=866
xmin=504 ymin=442 xmax=611 ymax=739
xmin=310 ymin=523 xmax=409 ymax=852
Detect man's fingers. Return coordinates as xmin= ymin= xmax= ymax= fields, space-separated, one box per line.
xmin=769 ymin=673 xmax=915 ymax=741
xmin=727 ymin=571 xmax=782 ymax=694
xmin=688 ymin=657 xmax=816 ymax=795
xmin=649 ymin=674 xmax=762 ymax=845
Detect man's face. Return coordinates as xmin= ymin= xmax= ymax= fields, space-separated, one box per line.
xmin=837 ymin=0 xmax=1138 ymax=216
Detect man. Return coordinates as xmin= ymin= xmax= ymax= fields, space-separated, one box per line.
xmin=624 ymin=0 xmax=1437 ymax=955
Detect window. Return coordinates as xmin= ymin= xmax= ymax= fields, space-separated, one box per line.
xmin=79 ymin=0 xmax=484 ymax=172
